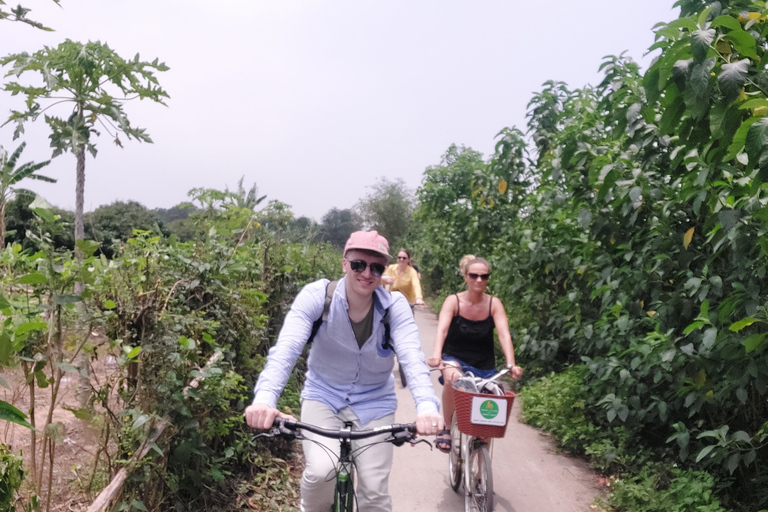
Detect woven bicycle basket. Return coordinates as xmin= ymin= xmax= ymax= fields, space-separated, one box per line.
xmin=453 ymin=386 xmax=516 ymax=438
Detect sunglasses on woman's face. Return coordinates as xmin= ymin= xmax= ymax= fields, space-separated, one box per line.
xmin=349 ymin=259 xmax=386 ymax=277
xmin=468 ymin=273 xmax=490 ymax=281
xmin=397 ymin=256 xmax=408 ymax=260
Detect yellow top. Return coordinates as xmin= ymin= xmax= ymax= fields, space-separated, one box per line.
xmin=384 ymin=264 xmax=423 ymax=304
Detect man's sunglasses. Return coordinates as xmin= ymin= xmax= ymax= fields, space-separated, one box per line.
xmin=468 ymin=273 xmax=490 ymax=281
xmin=349 ymin=259 xmax=386 ymax=277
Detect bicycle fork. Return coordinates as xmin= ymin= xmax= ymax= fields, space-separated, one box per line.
xmin=333 ymin=422 xmax=355 ymax=512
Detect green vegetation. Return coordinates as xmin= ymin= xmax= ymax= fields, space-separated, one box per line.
xmin=411 ymin=1 xmax=768 ymax=510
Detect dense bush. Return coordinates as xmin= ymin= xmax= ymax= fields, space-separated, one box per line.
xmin=413 ymin=1 xmax=768 ymax=510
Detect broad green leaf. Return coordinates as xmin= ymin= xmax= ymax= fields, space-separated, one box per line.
xmin=131 ymin=499 xmax=148 ymax=512
xmin=730 ymin=317 xmax=758 ymax=332
xmin=738 ymin=99 xmax=768 ymax=110
xmin=718 ymin=59 xmax=749 ymax=103
xmin=103 ymin=299 xmax=116 ymax=310
xmin=0 ymin=400 xmax=34 ymax=429
xmin=0 ymin=294 xmax=10 ymax=310
xmin=691 ymin=28 xmax=715 ymax=62
xmin=18 ymin=272 xmax=48 ymax=284
xmin=732 ymin=430 xmax=751 ymax=443
xmin=56 ymin=362 xmax=80 ymax=374
xmin=125 ymin=346 xmax=141 ymax=358
xmin=76 ymin=239 xmax=101 ymax=257
xmin=727 ymin=452 xmax=740 ymax=474
xmin=696 ymin=444 xmax=716 ymax=462
xmin=683 ymin=227 xmax=694 ymax=248
xmin=701 ymin=328 xmax=717 ymax=350
xmin=744 ymin=333 xmax=767 ymax=353
xmin=15 ymin=322 xmax=48 ymax=335
xmin=724 ymin=29 xmax=758 ymax=59
xmin=725 ymin=116 xmax=760 ymax=161
xmin=746 ymin=117 xmax=768 ymax=165
xmin=710 ymin=15 xmax=743 ymax=31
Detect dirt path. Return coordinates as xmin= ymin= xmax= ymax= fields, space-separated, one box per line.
xmin=390 ymin=307 xmax=602 ymax=512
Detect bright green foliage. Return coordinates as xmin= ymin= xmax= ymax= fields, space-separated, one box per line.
xmin=596 ymin=465 xmax=727 ymax=512
xmin=84 ymin=201 xmax=162 ymax=257
xmin=413 ymin=1 xmax=768 ymax=509
xmin=320 ymin=208 xmax=361 ymax=248
xmin=0 ymin=142 xmax=55 ymax=248
xmin=355 ymin=178 xmax=416 ymax=248
xmin=0 ymin=400 xmax=33 ymax=429
xmin=0 ymin=186 xmax=338 ymax=510
xmin=0 ymin=445 xmax=25 ymax=512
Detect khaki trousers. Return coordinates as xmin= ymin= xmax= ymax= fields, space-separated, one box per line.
xmin=299 ymin=400 xmax=395 ymax=512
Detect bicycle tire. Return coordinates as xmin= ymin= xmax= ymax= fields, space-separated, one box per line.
xmin=448 ymin=413 xmax=462 ymax=492
xmin=466 ymin=442 xmax=493 ymax=512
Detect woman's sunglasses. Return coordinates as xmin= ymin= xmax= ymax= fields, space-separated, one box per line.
xmin=468 ymin=273 xmax=490 ymax=281
xmin=397 ymin=256 xmax=408 ymax=260
xmin=349 ymin=259 xmax=386 ymax=277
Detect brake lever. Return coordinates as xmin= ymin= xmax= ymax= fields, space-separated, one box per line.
xmin=410 ymin=438 xmax=433 ymax=450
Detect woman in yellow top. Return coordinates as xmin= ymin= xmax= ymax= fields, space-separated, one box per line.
xmin=382 ymin=249 xmax=425 ymax=305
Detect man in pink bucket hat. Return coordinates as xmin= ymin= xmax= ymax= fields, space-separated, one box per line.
xmin=246 ymin=231 xmax=443 ymax=512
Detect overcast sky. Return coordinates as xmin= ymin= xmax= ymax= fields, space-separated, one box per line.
xmin=1 ymin=1 xmax=679 ymax=221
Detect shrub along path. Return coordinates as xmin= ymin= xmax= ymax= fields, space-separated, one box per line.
xmin=390 ymin=307 xmax=602 ymax=511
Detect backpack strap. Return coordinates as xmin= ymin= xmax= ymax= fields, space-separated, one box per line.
xmin=381 ymin=308 xmax=392 ymax=351
xmin=307 ymin=280 xmax=338 ymax=346
xmin=307 ymin=279 xmax=393 ymax=352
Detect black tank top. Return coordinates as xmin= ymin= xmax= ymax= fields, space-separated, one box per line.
xmin=441 ymin=294 xmax=495 ymax=370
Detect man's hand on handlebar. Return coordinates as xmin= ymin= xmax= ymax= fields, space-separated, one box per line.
xmin=244 ymin=403 xmax=296 ymax=430
xmin=415 ymin=413 xmax=444 ymax=436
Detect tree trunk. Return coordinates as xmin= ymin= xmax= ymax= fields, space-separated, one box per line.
xmin=74 ymin=145 xmax=90 ymax=406
xmin=74 ymin=147 xmax=85 ymax=271
xmin=0 ymin=197 xmax=6 ymax=250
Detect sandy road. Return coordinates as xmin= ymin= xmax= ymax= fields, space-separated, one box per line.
xmin=389 ymin=306 xmax=602 ymax=512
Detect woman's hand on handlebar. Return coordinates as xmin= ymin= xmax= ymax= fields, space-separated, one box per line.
xmin=427 ymin=356 xmax=442 ymax=368
xmin=507 ymin=364 xmax=524 ymax=380
xmin=244 ymin=403 xmax=296 ymax=430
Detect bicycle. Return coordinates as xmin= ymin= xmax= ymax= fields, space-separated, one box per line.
xmin=441 ymin=364 xmax=515 ymax=512
xmin=254 ymin=417 xmax=431 ymax=512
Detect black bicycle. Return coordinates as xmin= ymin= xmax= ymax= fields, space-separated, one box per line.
xmin=255 ymin=418 xmax=431 ymax=511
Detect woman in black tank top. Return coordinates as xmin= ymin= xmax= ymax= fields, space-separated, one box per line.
xmin=427 ymin=256 xmax=523 ymax=452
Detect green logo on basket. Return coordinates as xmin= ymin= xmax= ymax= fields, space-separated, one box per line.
xmin=480 ymin=400 xmax=499 ymax=419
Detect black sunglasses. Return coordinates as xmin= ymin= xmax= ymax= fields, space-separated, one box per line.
xmin=468 ymin=273 xmax=490 ymax=281
xmin=349 ymin=259 xmax=386 ymax=277
xmin=397 ymin=256 xmax=408 ymax=260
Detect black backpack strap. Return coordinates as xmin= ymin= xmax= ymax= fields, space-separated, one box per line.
xmin=381 ymin=308 xmax=392 ymax=351
xmin=307 ymin=280 xmax=338 ymax=346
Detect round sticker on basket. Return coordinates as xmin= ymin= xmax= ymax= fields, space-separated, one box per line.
xmin=479 ymin=400 xmax=499 ymax=420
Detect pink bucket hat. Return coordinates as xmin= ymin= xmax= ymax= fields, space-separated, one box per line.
xmin=344 ymin=230 xmax=391 ymax=260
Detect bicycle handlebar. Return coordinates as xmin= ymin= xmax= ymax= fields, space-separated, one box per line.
xmin=265 ymin=417 xmax=419 ymax=443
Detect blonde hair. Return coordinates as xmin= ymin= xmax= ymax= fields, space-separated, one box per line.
xmin=459 ymin=254 xmax=476 ymax=277
xmin=460 ymin=255 xmax=491 ymax=277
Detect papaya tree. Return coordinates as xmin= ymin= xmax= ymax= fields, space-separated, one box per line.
xmin=1 ymin=39 xmax=169 ymax=267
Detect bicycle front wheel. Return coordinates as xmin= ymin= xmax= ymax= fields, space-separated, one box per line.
xmin=448 ymin=413 xmax=462 ymax=492
xmin=466 ymin=442 xmax=493 ymax=512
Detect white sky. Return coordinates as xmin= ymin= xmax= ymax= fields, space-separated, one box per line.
xmin=1 ymin=1 xmax=679 ymax=221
